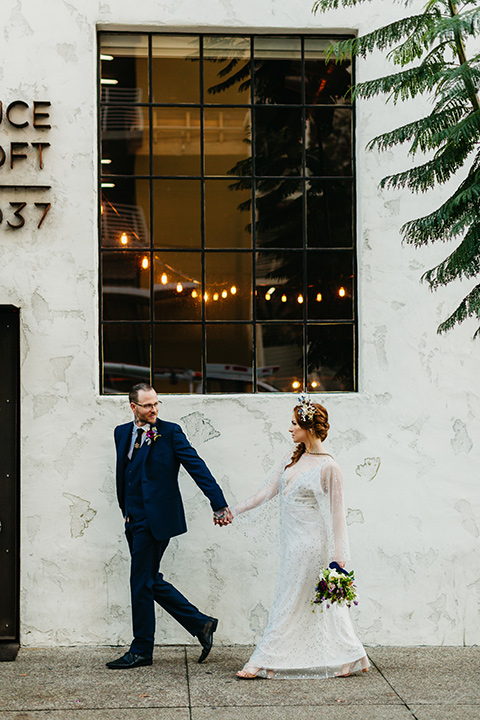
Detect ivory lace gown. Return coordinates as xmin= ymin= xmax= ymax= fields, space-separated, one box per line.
xmin=233 ymin=453 xmax=368 ymax=679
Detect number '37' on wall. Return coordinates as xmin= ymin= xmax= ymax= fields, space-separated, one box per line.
xmin=0 ymin=202 xmax=51 ymax=229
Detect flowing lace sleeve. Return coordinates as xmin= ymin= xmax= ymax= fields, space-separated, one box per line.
xmin=232 ymin=455 xmax=289 ymax=516
xmin=320 ymin=460 xmax=350 ymax=564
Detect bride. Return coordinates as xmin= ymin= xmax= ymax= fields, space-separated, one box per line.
xmin=232 ymin=397 xmax=369 ymax=680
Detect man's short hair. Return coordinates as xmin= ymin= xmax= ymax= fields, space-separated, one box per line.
xmin=129 ymin=383 xmax=155 ymax=404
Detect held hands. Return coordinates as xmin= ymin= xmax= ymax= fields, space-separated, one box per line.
xmin=213 ymin=507 xmax=234 ymax=527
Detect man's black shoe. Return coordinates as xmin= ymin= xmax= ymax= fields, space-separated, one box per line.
xmin=197 ymin=617 xmax=218 ymax=663
xmin=106 ymin=651 xmax=152 ymax=669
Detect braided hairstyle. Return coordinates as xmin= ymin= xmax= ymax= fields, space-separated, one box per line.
xmin=285 ymin=403 xmax=330 ymax=468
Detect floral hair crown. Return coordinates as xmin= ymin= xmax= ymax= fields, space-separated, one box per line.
xmin=297 ymin=394 xmax=316 ymax=422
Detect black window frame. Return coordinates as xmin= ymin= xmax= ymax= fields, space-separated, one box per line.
xmin=98 ymin=31 xmax=357 ymax=395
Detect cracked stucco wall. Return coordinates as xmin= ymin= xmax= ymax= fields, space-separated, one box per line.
xmin=0 ymin=0 xmax=478 ymax=648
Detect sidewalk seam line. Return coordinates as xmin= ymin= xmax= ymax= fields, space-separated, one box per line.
xmin=185 ymin=645 xmax=193 ymax=720
xmin=368 ymin=655 xmax=419 ymax=720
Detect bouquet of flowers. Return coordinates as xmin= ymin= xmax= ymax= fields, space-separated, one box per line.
xmin=313 ymin=562 xmax=358 ymax=611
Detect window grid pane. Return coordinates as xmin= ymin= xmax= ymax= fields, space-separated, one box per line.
xmin=99 ymin=32 xmax=356 ymax=395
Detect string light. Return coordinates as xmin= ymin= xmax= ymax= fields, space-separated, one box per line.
xmin=100 ymin=54 xmax=114 ymax=61
xmin=267 ymin=287 xmax=276 ymax=295
xmin=141 ymin=256 xmax=149 ymax=269
xmin=213 ymin=292 xmax=219 ymax=301
xmin=281 ymin=294 xmax=287 ymax=303
xmin=204 ymin=292 xmax=209 ymax=301
xmin=101 ymin=205 xmax=104 ymax=215
xmin=230 ymin=285 xmax=237 ymax=295
xmin=191 ymin=289 xmax=198 ymax=298
xmin=297 ymin=294 xmax=304 ymax=304
xmin=120 ymin=232 xmax=128 ymax=245
xmin=339 ymin=286 xmax=346 ymax=297
xmin=221 ymin=290 xmax=228 ymax=298
xmin=265 ymin=292 xmax=271 ymax=301
xmin=161 ymin=273 xmax=168 ymax=284
xmin=292 ymin=380 xmax=301 ymax=390
xmin=316 ymin=292 xmax=322 ymax=302
xmin=311 ymin=381 xmax=318 ymax=389
xmin=101 ymin=158 xmax=112 ymax=165
xmin=176 ymin=283 xmax=183 ymax=293
xmin=100 ymin=78 xmax=118 ymax=85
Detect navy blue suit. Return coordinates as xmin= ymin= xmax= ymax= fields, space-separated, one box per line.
xmin=114 ymin=418 xmax=228 ymax=656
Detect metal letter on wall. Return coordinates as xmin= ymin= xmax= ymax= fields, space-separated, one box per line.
xmin=0 ymin=306 xmax=20 ymax=660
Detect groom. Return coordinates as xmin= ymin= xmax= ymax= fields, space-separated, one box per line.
xmin=106 ymin=383 xmax=232 ymax=669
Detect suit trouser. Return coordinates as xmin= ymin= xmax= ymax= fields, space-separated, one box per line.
xmin=126 ymin=517 xmax=209 ymax=656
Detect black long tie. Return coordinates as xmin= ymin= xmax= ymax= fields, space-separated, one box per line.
xmin=131 ymin=428 xmax=144 ymax=461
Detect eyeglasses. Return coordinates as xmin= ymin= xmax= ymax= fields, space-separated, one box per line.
xmin=133 ymin=401 xmax=160 ymax=411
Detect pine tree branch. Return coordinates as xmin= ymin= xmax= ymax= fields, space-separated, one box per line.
xmin=422 ymin=224 xmax=480 ymax=287
xmin=448 ymin=0 xmax=480 ymax=111
xmin=437 ymin=283 xmax=480 ymax=334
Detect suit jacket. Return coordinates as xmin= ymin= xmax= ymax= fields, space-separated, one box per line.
xmin=114 ymin=418 xmax=228 ymax=541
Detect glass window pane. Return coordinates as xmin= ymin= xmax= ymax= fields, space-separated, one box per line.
xmin=102 ymin=251 xmax=151 ymax=321
xmin=204 ymin=108 xmax=251 ymax=176
xmin=101 ymin=178 xmax=150 ymax=248
xmin=154 ymin=252 xmax=201 ymax=321
xmin=100 ymin=34 xmax=149 ymax=104
xmin=306 ymin=108 xmax=352 ymax=176
xmin=206 ymin=324 xmax=253 ymax=393
xmin=307 ymin=324 xmax=354 ymax=392
xmin=151 ymin=36 xmax=200 ymax=104
xmin=152 ymin=107 xmax=201 ymax=176
xmin=253 ymin=37 xmax=301 ymax=105
xmin=307 ymin=251 xmax=354 ymax=320
xmin=255 ymin=178 xmax=303 ymax=248
xmin=304 ymin=39 xmax=352 ymax=105
xmin=101 ymin=106 xmax=149 ymax=176
xmin=152 ymin=179 xmax=201 ymax=248
xmin=205 ymin=252 xmax=252 ymax=320
xmin=102 ymin=323 xmax=151 ymax=394
xmin=203 ymin=36 xmax=251 ymax=105
xmin=255 ymin=108 xmax=302 ymax=176
xmin=256 ymin=251 xmax=304 ymax=320
xmin=257 ymin=323 xmax=303 ymax=392
xmin=154 ymin=324 xmax=202 ymax=394
xmin=306 ymin=180 xmax=353 ymax=248
xmin=205 ymin=179 xmax=252 ymax=249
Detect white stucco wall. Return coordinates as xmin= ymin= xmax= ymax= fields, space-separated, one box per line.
xmin=0 ymin=0 xmax=478 ymax=648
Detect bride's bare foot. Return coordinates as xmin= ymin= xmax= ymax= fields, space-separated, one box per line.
xmin=237 ymin=666 xmax=262 ymax=679
xmin=335 ymin=657 xmax=369 ymax=678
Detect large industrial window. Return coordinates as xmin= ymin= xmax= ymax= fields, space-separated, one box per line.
xmin=99 ymin=33 xmax=356 ymax=394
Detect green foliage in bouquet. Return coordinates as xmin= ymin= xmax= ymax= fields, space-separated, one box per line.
xmin=314 ymin=0 xmax=480 ymax=337
xmin=313 ymin=567 xmax=359 ymax=610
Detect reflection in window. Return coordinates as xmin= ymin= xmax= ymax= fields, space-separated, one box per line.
xmin=99 ymin=32 xmax=356 ymax=394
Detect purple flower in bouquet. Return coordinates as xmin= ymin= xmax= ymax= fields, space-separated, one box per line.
xmin=312 ymin=566 xmax=358 ymax=612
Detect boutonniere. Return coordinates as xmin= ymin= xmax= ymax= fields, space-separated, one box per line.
xmin=145 ymin=427 xmax=161 ymax=445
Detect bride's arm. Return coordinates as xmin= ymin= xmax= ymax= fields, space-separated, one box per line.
xmin=322 ymin=461 xmax=349 ymax=564
xmin=231 ymin=458 xmax=285 ymax=516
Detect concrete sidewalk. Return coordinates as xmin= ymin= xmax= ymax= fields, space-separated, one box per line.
xmin=0 ymin=646 xmax=478 ymax=719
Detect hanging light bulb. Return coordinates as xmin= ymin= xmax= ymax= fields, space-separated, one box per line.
xmin=161 ymin=273 xmax=168 ymax=284
xmin=281 ymin=294 xmax=287 ymax=303
xmin=230 ymin=285 xmax=237 ymax=295
xmin=120 ymin=232 xmax=128 ymax=245
xmin=311 ymin=381 xmax=318 ymax=389
xmin=338 ymin=286 xmax=346 ymax=298
xmin=221 ymin=290 xmax=228 ymax=299
xmin=316 ymin=292 xmax=322 ymax=302
xmin=141 ymin=256 xmax=149 ymax=269
xmin=191 ymin=289 xmax=198 ymax=298
xmin=176 ymin=283 xmax=183 ymax=293
xmin=292 ymin=380 xmax=301 ymax=390
xmin=213 ymin=292 xmax=219 ymax=301
xmin=204 ymin=292 xmax=209 ymax=302
xmin=297 ymin=294 xmax=304 ymax=304
xmin=265 ymin=292 xmax=271 ymax=301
